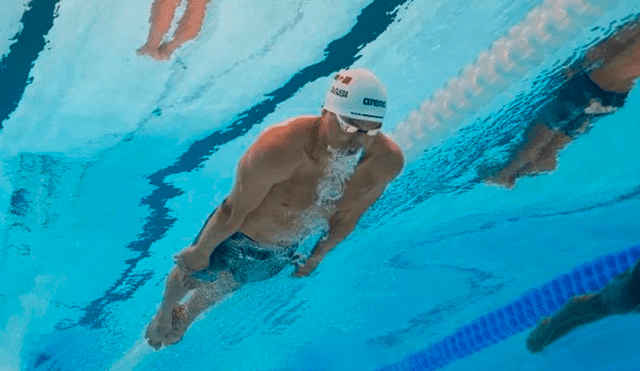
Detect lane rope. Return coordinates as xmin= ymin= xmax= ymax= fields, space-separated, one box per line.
xmin=391 ymin=0 xmax=622 ymax=162
xmin=378 ymin=244 xmax=640 ymax=371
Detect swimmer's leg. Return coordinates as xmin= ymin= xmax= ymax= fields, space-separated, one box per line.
xmin=138 ymin=0 xmax=183 ymax=59
xmin=486 ymin=123 xmax=557 ymax=188
xmin=158 ymin=0 xmax=212 ymax=59
xmin=164 ymin=270 xmax=240 ymax=345
xmin=528 ymin=132 xmax=572 ymax=173
xmin=146 ymin=265 xmax=200 ymax=349
xmin=603 ymin=260 xmax=640 ymax=313
xmin=526 ymin=293 xmax=611 ymax=353
xmin=624 ymin=261 xmax=640 ymax=310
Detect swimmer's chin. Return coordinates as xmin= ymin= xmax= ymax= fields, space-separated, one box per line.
xmin=327 ymin=145 xmax=363 ymax=156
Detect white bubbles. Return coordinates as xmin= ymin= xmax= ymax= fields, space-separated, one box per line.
xmin=271 ymin=147 xmax=363 ymax=246
xmin=317 ymin=147 xmax=363 ymax=208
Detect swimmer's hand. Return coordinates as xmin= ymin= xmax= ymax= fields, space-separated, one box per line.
xmin=173 ymin=246 xmax=210 ymax=272
xmin=290 ymin=253 xmax=307 ymax=267
xmin=293 ymin=255 xmax=320 ymax=278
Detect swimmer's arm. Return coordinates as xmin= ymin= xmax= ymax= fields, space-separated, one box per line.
xmin=185 ymin=127 xmax=302 ymax=265
xmin=295 ymin=183 xmax=391 ymax=277
xmin=296 ymin=152 xmax=404 ymax=276
xmin=298 ymin=184 xmax=386 ymax=272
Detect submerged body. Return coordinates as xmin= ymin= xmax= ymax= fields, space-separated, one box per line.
xmin=235 ymin=117 xmax=385 ymax=246
xmin=486 ymin=18 xmax=640 ymax=188
xmin=145 ymin=69 xmax=404 ymax=349
xmin=527 ymin=258 xmax=640 ymax=353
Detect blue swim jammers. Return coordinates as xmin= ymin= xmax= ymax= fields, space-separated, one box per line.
xmin=537 ymin=72 xmax=629 ymax=137
xmin=191 ymin=231 xmax=299 ymax=284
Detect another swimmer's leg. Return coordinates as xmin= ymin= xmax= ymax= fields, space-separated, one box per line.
xmin=486 ymin=123 xmax=556 ymax=188
xmin=527 ymin=293 xmax=611 ymax=353
xmin=146 ymin=266 xmax=200 ymax=349
xmin=528 ymin=132 xmax=572 ymax=173
xmin=626 ymin=262 xmax=640 ymax=309
xmin=608 ymin=261 xmax=640 ymax=313
xmin=158 ymin=0 xmax=212 ymax=59
xmin=164 ymin=271 xmax=240 ymax=345
xmin=138 ymin=0 xmax=183 ymax=60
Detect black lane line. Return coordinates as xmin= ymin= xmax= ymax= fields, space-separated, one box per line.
xmin=62 ymin=0 xmax=412 ymax=330
xmin=0 ymin=0 xmax=61 ymax=130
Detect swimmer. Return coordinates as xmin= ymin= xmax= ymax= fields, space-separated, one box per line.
xmin=145 ymin=69 xmax=404 ymax=349
xmin=486 ymin=17 xmax=640 ymax=188
xmin=137 ymin=0 xmax=212 ymax=60
xmin=527 ymin=257 xmax=640 ymax=353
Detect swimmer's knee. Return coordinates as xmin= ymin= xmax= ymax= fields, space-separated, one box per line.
xmin=170 ymin=266 xmax=200 ymax=289
xmin=181 ymin=273 xmax=200 ymax=290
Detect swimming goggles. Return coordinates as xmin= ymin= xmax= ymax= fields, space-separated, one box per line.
xmin=337 ymin=115 xmax=380 ymax=136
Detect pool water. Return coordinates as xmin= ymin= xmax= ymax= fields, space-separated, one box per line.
xmin=1 ymin=0 xmax=639 ymax=370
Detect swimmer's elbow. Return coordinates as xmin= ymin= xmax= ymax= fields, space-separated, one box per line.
xmin=214 ymin=199 xmax=245 ymax=233
xmin=328 ymin=213 xmax=359 ymax=239
xmin=382 ymin=147 xmax=405 ymax=180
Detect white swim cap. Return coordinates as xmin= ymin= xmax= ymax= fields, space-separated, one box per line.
xmin=323 ymin=68 xmax=388 ymax=123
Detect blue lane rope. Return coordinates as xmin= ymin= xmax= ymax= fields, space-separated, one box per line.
xmin=377 ymin=244 xmax=640 ymax=371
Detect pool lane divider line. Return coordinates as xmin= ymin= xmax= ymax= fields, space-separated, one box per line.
xmin=0 ymin=0 xmax=62 ymax=130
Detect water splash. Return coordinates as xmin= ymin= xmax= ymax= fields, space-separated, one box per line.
xmin=272 ymin=146 xmax=364 ymax=249
xmin=107 ymin=338 xmax=154 ymax=371
xmin=317 ymin=146 xmax=364 ymax=209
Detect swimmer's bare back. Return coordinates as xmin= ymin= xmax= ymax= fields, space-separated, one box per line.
xmin=586 ymin=19 xmax=640 ymax=93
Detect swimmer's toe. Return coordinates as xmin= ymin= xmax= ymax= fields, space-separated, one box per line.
xmin=163 ymin=305 xmax=189 ymax=346
xmin=147 ymin=339 xmax=163 ymax=350
xmin=526 ymin=318 xmax=552 ymax=353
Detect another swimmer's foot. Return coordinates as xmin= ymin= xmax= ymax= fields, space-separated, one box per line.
xmin=145 ymin=310 xmax=172 ymax=350
xmin=137 ymin=43 xmax=167 ymax=61
xmin=527 ymin=317 xmax=553 ymax=353
xmin=163 ymin=304 xmax=190 ymax=346
xmin=486 ymin=171 xmax=516 ymax=189
xmin=157 ymin=41 xmax=179 ymax=61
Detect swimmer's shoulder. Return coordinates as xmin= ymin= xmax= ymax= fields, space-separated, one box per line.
xmin=369 ymin=133 xmax=405 ymax=179
xmin=265 ymin=115 xmax=318 ymax=145
xmin=252 ymin=115 xmax=319 ymax=162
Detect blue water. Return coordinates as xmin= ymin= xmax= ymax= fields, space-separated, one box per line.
xmin=1 ymin=0 xmax=639 ymax=370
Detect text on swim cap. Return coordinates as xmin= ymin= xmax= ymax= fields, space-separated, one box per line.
xmin=363 ymin=98 xmax=386 ymax=108
xmin=331 ymin=86 xmax=348 ymax=98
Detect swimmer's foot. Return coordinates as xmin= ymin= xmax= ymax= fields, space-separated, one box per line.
xmin=486 ymin=170 xmax=516 ymax=189
xmin=163 ymin=304 xmax=191 ymax=346
xmin=137 ymin=43 xmax=166 ymax=61
xmin=145 ymin=310 xmax=172 ymax=350
xmin=527 ymin=294 xmax=608 ymax=353
xmin=527 ymin=316 xmax=572 ymax=353
xmin=156 ymin=41 xmax=179 ymax=61
xmin=526 ymin=317 xmax=553 ymax=353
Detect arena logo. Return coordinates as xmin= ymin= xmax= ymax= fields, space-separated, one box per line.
xmin=363 ymin=98 xmax=386 ymax=108
xmin=331 ymin=86 xmax=348 ymax=98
